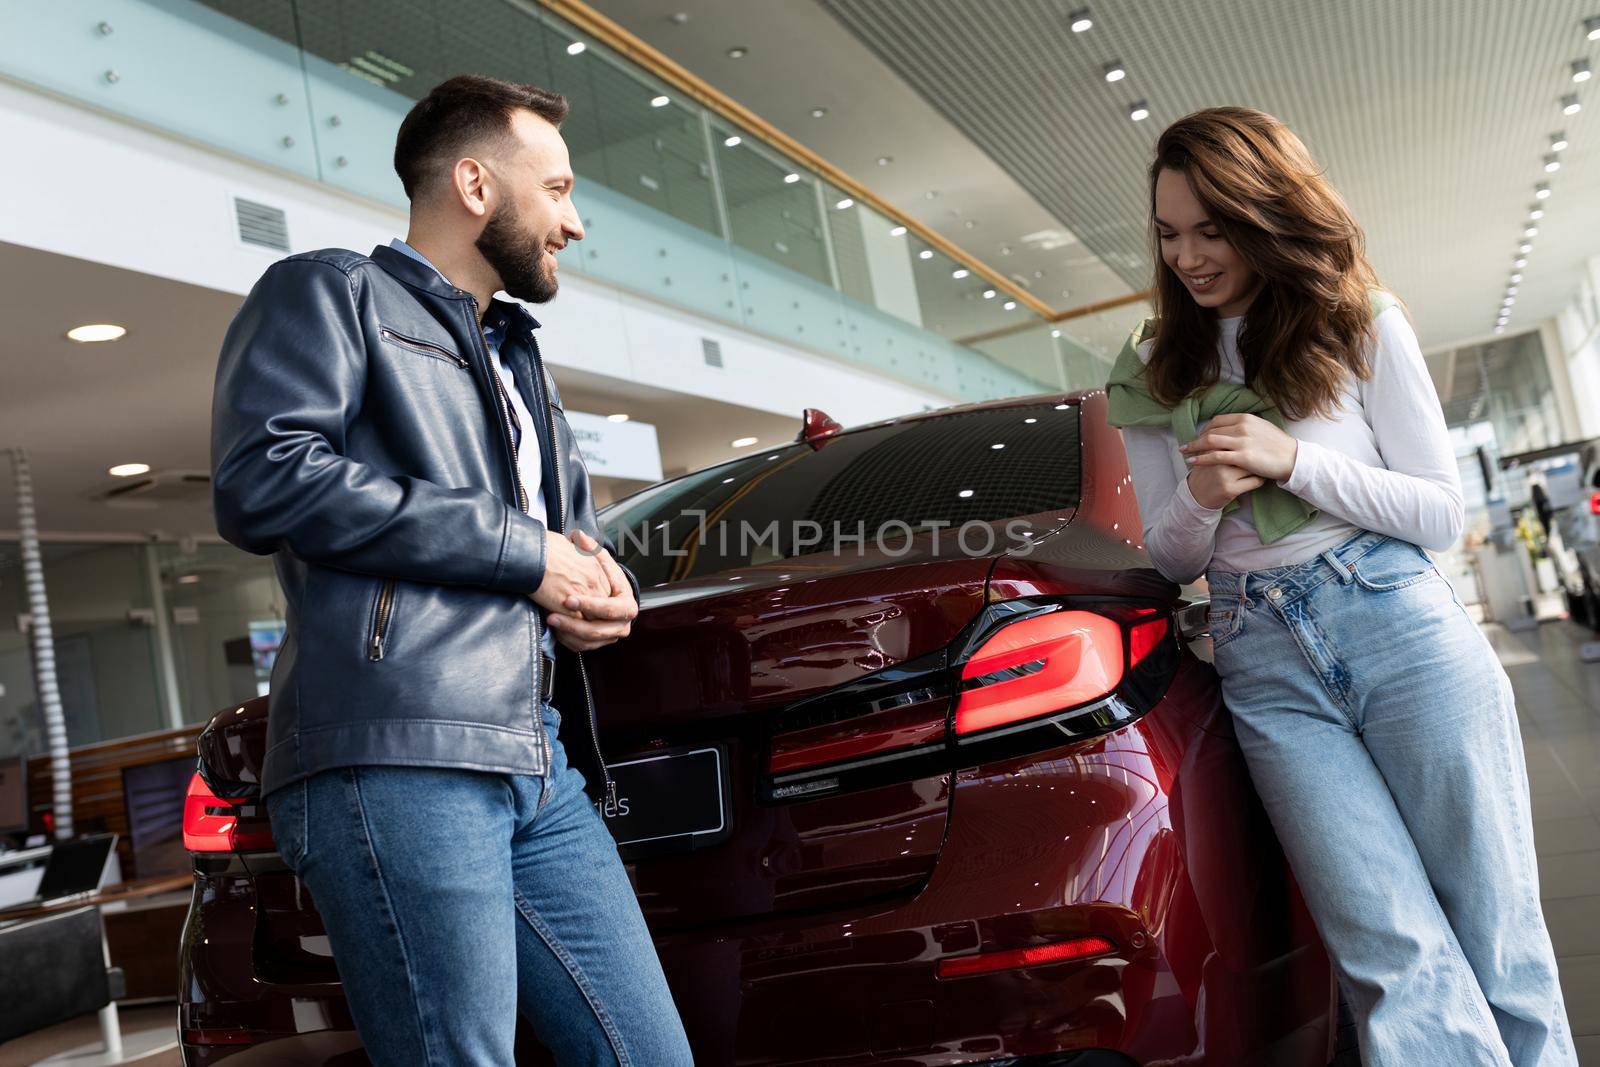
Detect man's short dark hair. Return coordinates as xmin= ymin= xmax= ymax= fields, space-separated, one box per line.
xmin=394 ymin=75 xmax=569 ymax=200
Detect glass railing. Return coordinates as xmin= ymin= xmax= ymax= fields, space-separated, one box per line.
xmin=1 ymin=0 xmax=1146 ymax=402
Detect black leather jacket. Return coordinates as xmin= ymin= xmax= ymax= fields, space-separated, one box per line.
xmin=212 ymin=244 xmax=630 ymax=801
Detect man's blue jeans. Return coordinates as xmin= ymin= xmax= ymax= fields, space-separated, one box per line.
xmin=265 ymin=703 xmax=693 ymax=1066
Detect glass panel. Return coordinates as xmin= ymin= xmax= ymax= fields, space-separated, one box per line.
xmin=155 ymin=544 xmax=285 ymax=723
xmin=0 ymin=544 xmax=164 ymax=758
xmin=602 ymin=401 xmax=1082 ymax=586
xmin=715 ymin=128 xmax=831 ymax=286
xmin=823 ymin=184 xmax=875 ymax=307
xmin=911 ymin=247 xmax=1023 ymax=342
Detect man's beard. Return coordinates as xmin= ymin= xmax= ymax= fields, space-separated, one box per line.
xmin=475 ymin=200 xmax=559 ymax=304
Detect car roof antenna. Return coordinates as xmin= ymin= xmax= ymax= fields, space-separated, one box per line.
xmin=797 ymin=408 xmax=843 ymax=449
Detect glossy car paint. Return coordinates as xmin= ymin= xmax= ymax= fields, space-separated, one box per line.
xmin=178 ymin=391 xmax=1334 ymax=1065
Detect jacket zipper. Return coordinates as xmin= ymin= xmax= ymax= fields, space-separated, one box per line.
xmin=368 ymin=578 xmax=395 ymax=661
xmin=528 ymin=333 xmax=618 ymax=810
xmin=379 ymin=327 xmax=469 ymax=368
xmin=465 ymin=295 xmax=550 ymax=775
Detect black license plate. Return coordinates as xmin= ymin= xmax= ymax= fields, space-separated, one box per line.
xmin=599 ymin=745 xmax=730 ymax=854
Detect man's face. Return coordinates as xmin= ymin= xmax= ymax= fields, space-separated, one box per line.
xmin=475 ymin=110 xmax=584 ymax=304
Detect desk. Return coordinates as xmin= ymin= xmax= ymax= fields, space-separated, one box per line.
xmin=1 ymin=875 xmax=192 ymax=1065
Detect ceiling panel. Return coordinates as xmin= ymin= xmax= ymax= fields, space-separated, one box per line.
xmin=816 ymin=0 xmax=1598 ymax=349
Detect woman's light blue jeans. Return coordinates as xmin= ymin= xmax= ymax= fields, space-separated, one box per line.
xmin=265 ymin=702 xmax=694 ymax=1067
xmin=1208 ymin=530 xmax=1574 ymax=1067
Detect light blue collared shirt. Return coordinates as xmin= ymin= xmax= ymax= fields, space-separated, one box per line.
xmin=388 ymin=239 xmax=554 ymax=655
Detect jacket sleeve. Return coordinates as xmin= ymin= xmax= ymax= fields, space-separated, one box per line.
xmin=211 ymin=259 xmax=548 ymax=593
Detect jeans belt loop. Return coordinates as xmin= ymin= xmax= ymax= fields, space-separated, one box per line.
xmin=1322 ymin=548 xmax=1354 ymax=583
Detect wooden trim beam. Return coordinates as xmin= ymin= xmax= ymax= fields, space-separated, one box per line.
xmin=536 ymin=0 xmax=1066 ymax=319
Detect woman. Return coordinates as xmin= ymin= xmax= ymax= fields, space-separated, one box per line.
xmin=1108 ymin=107 xmax=1574 ymax=1066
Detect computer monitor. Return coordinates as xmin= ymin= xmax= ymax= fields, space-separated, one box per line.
xmin=0 ymin=756 xmax=26 ymax=836
xmin=34 ymin=833 xmax=117 ymax=902
xmin=121 ymin=757 xmax=196 ymax=879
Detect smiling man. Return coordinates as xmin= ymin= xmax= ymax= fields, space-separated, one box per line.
xmin=210 ymin=76 xmax=692 ymax=1065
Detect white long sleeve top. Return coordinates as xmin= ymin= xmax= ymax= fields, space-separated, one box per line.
xmin=1120 ymin=307 xmax=1464 ymax=583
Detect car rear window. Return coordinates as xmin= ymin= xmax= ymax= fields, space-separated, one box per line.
xmin=600 ymin=402 xmax=1081 ymax=587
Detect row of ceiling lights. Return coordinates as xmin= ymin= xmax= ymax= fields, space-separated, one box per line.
xmin=1495 ymin=18 xmax=1595 ymax=335
xmin=1064 ymin=8 xmax=1151 ymax=121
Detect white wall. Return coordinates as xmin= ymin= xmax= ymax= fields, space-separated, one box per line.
xmin=0 ymin=77 xmax=953 ymax=427
xmin=1554 ymin=254 xmax=1600 ymax=439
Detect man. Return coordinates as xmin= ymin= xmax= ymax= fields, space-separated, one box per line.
xmin=211 ymin=75 xmax=693 ymax=1066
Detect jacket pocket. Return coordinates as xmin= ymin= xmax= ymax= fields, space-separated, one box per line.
xmin=367 ymin=579 xmax=397 ymax=661
xmin=378 ymin=327 xmax=468 ymax=368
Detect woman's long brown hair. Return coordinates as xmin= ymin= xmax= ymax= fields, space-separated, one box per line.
xmin=1144 ymin=107 xmax=1383 ymax=420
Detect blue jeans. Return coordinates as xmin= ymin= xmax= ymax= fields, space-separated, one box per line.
xmin=265 ymin=703 xmax=693 ymax=1067
xmin=1208 ymin=531 xmax=1574 ymax=1067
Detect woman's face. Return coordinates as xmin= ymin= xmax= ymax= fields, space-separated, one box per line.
xmin=1154 ymin=167 xmax=1258 ymax=317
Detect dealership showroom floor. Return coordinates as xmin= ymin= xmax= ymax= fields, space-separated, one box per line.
xmin=0 ymin=615 xmax=1596 ymax=1066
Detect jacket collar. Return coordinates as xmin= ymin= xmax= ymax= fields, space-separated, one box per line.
xmin=369 ymin=244 xmax=543 ymax=332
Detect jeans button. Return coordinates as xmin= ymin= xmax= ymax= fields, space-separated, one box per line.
xmin=1267 ymin=587 xmax=1282 ymax=600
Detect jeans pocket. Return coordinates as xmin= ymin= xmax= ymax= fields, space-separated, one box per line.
xmin=1208 ymin=603 xmax=1244 ymax=649
xmin=266 ymin=779 xmax=309 ymax=870
xmin=1349 ymin=540 xmax=1436 ymax=593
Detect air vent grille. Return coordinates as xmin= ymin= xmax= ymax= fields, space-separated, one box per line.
xmin=234 ymin=197 xmax=289 ymax=251
xmin=701 ymin=338 xmax=724 ymax=368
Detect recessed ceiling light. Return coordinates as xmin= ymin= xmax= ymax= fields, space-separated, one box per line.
xmin=983 ymin=289 xmax=997 ymax=299
xmin=731 ymin=436 xmax=759 ymax=448
xmin=1519 ymin=242 xmax=1533 ymax=253
xmin=607 ymin=413 xmax=630 ymax=423
xmin=810 ymin=107 xmax=827 ymax=119
xmin=724 ymin=135 xmax=741 ymax=147
xmin=109 ymin=462 xmax=149 ymax=477
xmin=566 ymin=41 xmax=586 ymax=55
xmin=783 ymin=172 xmax=800 ymax=184
xmin=1508 ymin=286 xmax=1519 ymax=295
xmin=952 ymin=268 xmax=970 ymax=279
xmin=924 ymin=190 xmax=938 ymax=200
xmin=1051 ymin=329 xmax=1062 ymax=338
xmin=1514 ymin=257 xmax=1528 ymax=268
xmin=727 ymin=46 xmax=748 ymax=59
xmin=918 ymin=250 xmax=933 ymax=260
xmin=835 ymin=197 xmax=854 ymax=210
xmin=67 ymin=323 xmax=126 ymax=343
xmin=1069 ymin=7 xmax=1093 ymax=32
xmin=1550 ymin=132 xmax=1569 ymax=151
xmin=178 ymin=574 xmax=201 ymax=585
xmin=1504 ymin=296 xmax=1516 ymax=306
xmin=876 ymin=156 xmax=892 ymax=166
xmin=1574 ymin=59 xmax=1593 ymax=83
xmin=650 ymin=95 xmax=670 ymax=108
xmin=1003 ymin=300 xmax=1017 ymax=310
xmin=1529 ymin=207 xmax=1545 ymax=219
xmin=1587 ymin=15 xmax=1600 ymax=40
xmin=1525 ymin=226 xmax=1539 ymax=237
xmin=1494 ymin=325 xmax=1506 ymax=334
xmin=1511 ymin=273 xmax=1523 ymax=283
xmin=1129 ymin=101 xmax=1150 ymax=122
xmin=889 ymin=225 xmax=907 ymax=236
xmin=1103 ymin=61 xmax=1126 ymax=82
xmin=1544 ymin=154 xmax=1561 ymax=172
xmin=1562 ymin=93 xmax=1582 ymax=115
xmin=1535 ymin=182 xmax=1552 ymax=199
xmin=668 ymin=12 xmax=689 ymax=24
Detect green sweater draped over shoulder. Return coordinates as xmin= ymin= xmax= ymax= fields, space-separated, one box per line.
xmin=1104 ymin=292 xmax=1398 ymax=545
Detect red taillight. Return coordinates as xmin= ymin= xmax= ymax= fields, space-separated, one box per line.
xmin=955 ymin=611 xmax=1124 ymax=735
xmin=183 ymin=1028 xmax=255 ymax=1046
xmin=182 ymin=772 xmax=273 ymax=853
xmin=768 ymin=695 xmax=947 ymax=774
xmin=1129 ymin=617 xmax=1169 ymax=667
xmin=937 ymin=935 xmax=1116 ymax=978
xmin=1590 ymin=492 xmax=1600 ymax=516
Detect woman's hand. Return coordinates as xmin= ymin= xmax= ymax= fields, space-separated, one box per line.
xmin=1187 ymin=464 xmax=1265 ymax=510
xmin=1179 ymin=413 xmax=1299 ymax=482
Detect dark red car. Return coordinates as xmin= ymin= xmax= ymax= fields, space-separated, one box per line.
xmin=178 ymin=391 xmax=1341 ymax=1065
